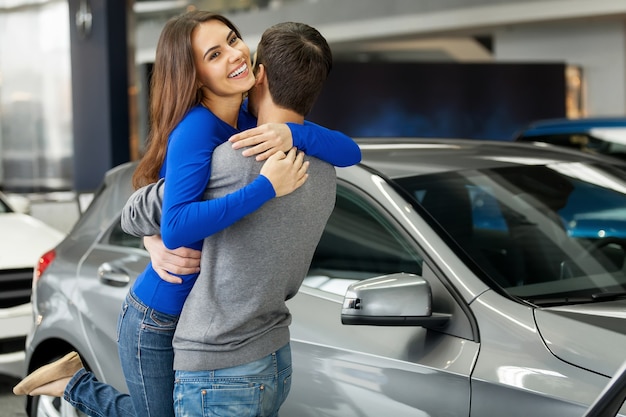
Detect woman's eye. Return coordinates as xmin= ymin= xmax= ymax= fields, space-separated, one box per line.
xmin=229 ymin=36 xmax=238 ymax=45
xmin=209 ymin=51 xmax=220 ymax=60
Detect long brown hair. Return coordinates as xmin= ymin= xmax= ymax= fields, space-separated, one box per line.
xmin=132 ymin=11 xmax=242 ymax=189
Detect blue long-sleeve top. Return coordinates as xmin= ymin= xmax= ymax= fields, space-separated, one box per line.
xmin=131 ymin=102 xmax=360 ymax=315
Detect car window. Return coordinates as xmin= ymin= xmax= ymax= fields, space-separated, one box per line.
xmin=396 ymin=164 xmax=626 ymax=305
xmin=304 ymin=184 xmax=423 ymax=296
xmin=106 ymin=217 xmax=144 ymax=249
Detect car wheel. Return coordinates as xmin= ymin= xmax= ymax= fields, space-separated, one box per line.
xmin=30 ymin=394 xmax=87 ymax=417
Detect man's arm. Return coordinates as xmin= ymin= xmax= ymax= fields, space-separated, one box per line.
xmin=120 ymin=179 xmax=164 ymax=237
xmin=142 ymin=235 xmax=201 ymax=284
xmin=122 ymin=182 xmax=202 ymax=284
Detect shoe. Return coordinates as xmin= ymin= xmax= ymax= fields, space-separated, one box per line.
xmin=13 ymin=351 xmax=83 ymax=396
xmin=28 ymin=376 xmax=72 ymax=397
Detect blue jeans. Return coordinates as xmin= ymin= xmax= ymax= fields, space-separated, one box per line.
xmin=173 ymin=343 xmax=292 ymax=417
xmin=65 ymin=369 xmax=135 ymax=417
xmin=65 ymin=290 xmax=178 ymax=417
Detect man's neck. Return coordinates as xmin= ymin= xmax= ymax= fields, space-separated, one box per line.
xmin=256 ymin=105 xmax=304 ymax=125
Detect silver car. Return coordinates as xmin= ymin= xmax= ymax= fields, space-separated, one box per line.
xmin=22 ymin=139 xmax=626 ymax=417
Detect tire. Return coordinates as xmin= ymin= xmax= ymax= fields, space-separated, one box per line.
xmin=29 ymin=394 xmax=87 ymax=417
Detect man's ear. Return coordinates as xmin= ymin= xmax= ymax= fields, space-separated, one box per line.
xmin=254 ymin=64 xmax=266 ymax=86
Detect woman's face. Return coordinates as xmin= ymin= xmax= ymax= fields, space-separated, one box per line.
xmin=192 ymin=19 xmax=255 ymax=100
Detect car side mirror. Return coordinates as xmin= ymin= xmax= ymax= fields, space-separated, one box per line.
xmin=341 ymin=272 xmax=450 ymax=329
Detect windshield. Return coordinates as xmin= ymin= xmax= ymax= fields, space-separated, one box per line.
xmin=396 ymin=162 xmax=626 ymax=306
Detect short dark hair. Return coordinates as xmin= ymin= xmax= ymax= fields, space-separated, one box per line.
xmin=255 ymin=22 xmax=332 ymax=116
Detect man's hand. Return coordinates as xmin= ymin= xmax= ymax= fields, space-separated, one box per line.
xmin=143 ymin=235 xmax=201 ymax=284
xmin=229 ymin=123 xmax=293 ymax=161
xmin=260 ymin=147 xmax=309 ymax=197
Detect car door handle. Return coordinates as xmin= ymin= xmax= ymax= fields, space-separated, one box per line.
xmin=98 ymin=262 xmax=130 ymax=287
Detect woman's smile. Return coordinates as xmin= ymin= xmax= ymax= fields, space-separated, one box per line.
xmin=228 ymin=62 xmax=249 ymax=78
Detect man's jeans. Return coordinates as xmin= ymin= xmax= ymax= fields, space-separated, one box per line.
xmin=173 ymin=343 xmax=292 ymax=417
xmin=65 ymin=290 xmax=178 ymax=417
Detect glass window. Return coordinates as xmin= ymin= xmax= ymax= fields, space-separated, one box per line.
xmin=395 ymin=163 xmax=626 ymax=306
xmin=0 ymin=1 xmax=73 ymax=192
xmin=106 ymin=218 xmax=143 ymax=250
xmin=305 ymin=184 xmax=423 ymax=296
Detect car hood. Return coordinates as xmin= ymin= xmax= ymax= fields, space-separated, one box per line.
xmin=0 ymin=213 xmax=65 ymax=269
xmin=535 ymin=300 xmax=626 ymax=378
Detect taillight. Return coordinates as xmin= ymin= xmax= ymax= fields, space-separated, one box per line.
xmin=35 ymin=249 xmax=56 ymax=282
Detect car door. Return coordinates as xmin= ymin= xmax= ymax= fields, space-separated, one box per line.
xmin=75 ymin=217 xmax=148 ymax=389
xmin=282 ymin=182 xmax=479 ymax=417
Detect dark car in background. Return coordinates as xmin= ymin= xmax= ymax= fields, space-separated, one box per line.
xmin=514 ymin=117 xmax=626 ymax=160
xmin=21 ymin=139 xmax=626 ymax=417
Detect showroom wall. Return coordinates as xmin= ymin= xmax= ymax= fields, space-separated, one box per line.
xmin=494 ymin=18 xmax=626 ymax=117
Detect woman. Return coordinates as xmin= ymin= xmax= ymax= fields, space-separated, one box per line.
xmin=14 ymin=10 xmax=359 ymax=417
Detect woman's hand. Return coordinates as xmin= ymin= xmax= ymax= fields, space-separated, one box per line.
xmin=143 ymin=235 xmax=201 ymax=283
xmin=260 ymin=147 xmax=309 ymax=197
xmin=229 ymin=123 xmax=293 ymax=161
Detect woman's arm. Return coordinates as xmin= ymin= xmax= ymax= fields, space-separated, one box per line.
xmin=292 ymin=120 xmax=361 ymax=167
xmin=229 ymin=121 xmax=361 ymax=167
xmin=159 ymin=108 xmax=276 ymax=249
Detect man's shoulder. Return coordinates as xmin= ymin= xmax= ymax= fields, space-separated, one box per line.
xmin=295 ymin=156 xmax=336 ymax=201
xmin=306 ymin=156 xmax=335 ymax=174
xmin=213 ymin=141 xmax=261 ymax=168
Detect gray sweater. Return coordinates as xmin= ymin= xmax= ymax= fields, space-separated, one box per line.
xmin=121 ymin=142 xmax=336 ymax=370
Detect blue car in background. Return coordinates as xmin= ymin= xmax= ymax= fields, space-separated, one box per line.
xmin=514 ymin=117 xmax=626 ymax=161
xmin=513 ymin=117 xmax=626 ymax=238
xmin=470 ymin=175 xmax=626 ymax=239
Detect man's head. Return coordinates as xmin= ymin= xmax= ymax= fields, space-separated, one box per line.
xmin=250 ymin=22 xmax=332 ymax=117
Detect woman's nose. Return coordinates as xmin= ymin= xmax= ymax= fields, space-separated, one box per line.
xmin=228 ymin=47 xmax=244 ymax=62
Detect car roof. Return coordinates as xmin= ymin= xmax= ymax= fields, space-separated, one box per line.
xmin=105 ymin=139 xmax=620 ymax=184
xmin=354 ymin=137 xmax=617 ymax=179
xmin=515 ymin=117 xmax=626 ymax=138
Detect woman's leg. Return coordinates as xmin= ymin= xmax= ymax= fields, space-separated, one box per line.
xmin=14 ymin=350 xmax=135 ymax=417
xmin=64 ymin=369 xmax=136 ymax=417
xmin=117 ymin=290 xmax=177 ymax=417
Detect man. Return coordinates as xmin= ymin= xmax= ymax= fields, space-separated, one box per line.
xmin=122 ymin=22 xmax=359 ymax=416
